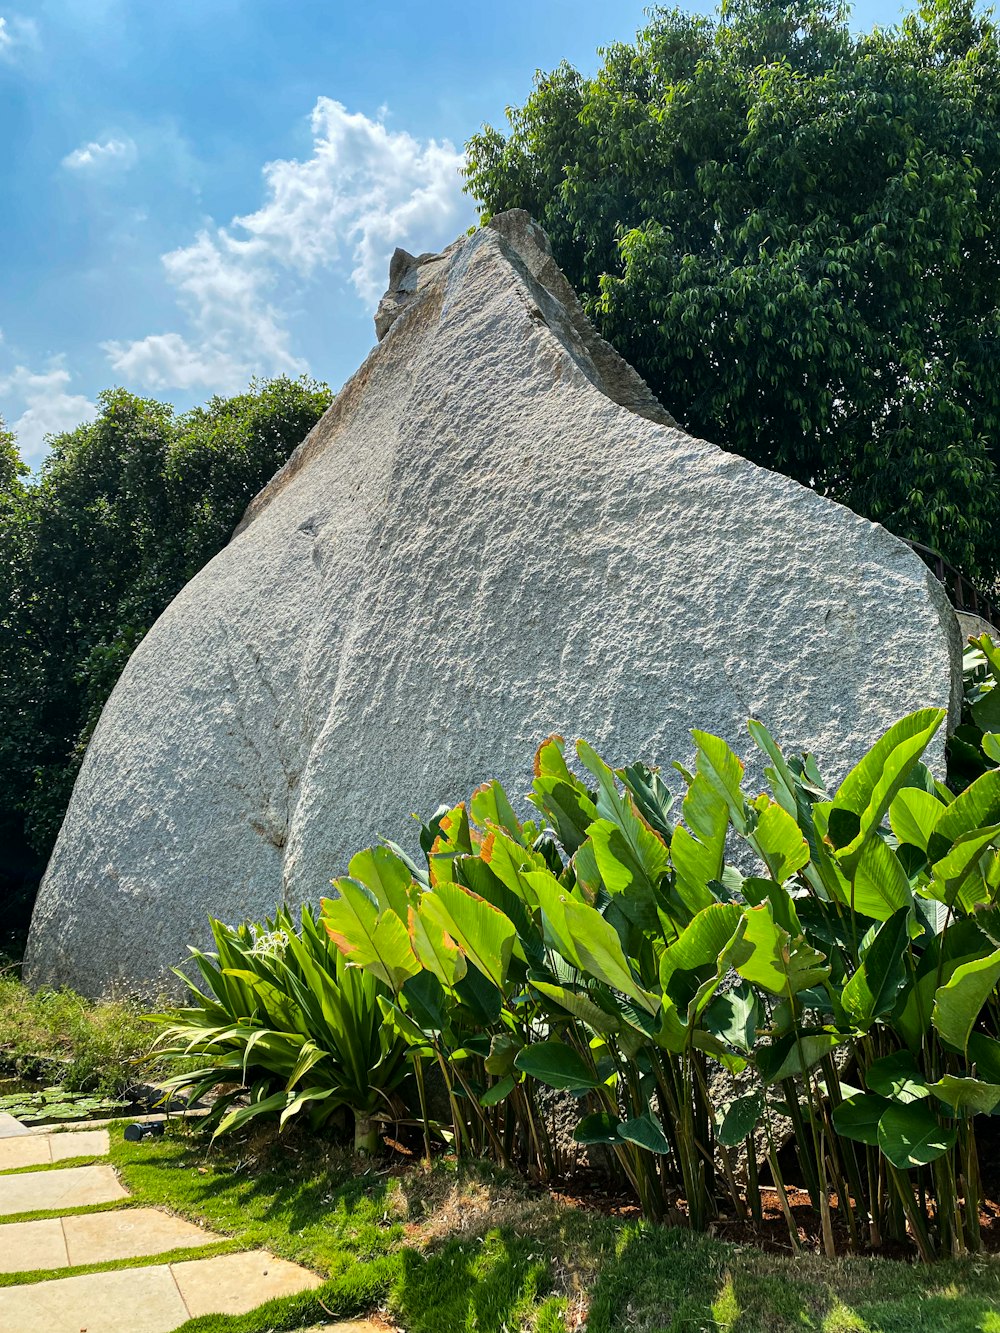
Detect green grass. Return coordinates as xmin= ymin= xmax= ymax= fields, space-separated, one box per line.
xmin=0 ymin=974 xmax=162 ymax=1093
xmin=103 ymin=1122 xmax=1000 ymax=1333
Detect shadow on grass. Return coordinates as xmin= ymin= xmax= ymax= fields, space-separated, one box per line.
xmin=581 ymin=1222 xmax=1000 ymax=1333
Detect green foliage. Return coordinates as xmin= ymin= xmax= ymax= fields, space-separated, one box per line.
xmin=315 ymin=710 xmax=1000 ymax=1259
xmin=107 ymin=1121 xmax=1000 ymax=1332
xmin=465 ymin=0 xmax=1000 ymax=585
xmin=0 ymin=974 xmax=158 ymax=1094
xmin=0 ymin=376 xmax=331 ymax=934
xmin=150 ymin=905 xmax=410 ymax=1149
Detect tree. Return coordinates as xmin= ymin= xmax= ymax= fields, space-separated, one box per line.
xmin=465 ymin=0 xmax=1000 ymax=584
xmin=0 ymin=376 xmax=331 ymax=942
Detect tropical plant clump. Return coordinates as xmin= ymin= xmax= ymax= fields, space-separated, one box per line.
xmin=151 ymin=905 xmax=410 ymax=1152
xmin=159 ymin=634 xmax=1000 ymax=1261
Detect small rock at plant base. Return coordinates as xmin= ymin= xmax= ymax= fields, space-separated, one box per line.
xmin=25 ymin=210 xmax=961 ymax=997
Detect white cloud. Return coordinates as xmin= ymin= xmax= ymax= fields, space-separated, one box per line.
xmin=0 ymin=13 xmax=39 ymax=60
xmin=104 ymin=98 xmax=472 ymax=392
xmin=0 ymin=364 xmax=97 ymax=468
xmin=62 ymin=136 xmax=137 ymax=171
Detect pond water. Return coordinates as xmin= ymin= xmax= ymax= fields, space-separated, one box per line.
xmin=0 ymin=1077 xmax=140 ymax=1126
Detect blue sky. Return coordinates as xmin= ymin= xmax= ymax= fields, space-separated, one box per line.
xmin=1 ymin=0 xmax=912 ymax=467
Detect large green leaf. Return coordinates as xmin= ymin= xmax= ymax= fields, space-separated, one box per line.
xmin=714 ymin=1092 xmax=764 ymax=1147
xmin=877 ymin=1101 xmax=957 ymax=1169
xmin=931 ymin=948 xmax=1000 ymax=1053
xmin=514 ymin=1040 xmax=602 ymax=1091
xmin=531 ymin=775 xmax=597 ymax=854
xmin=420 ymin=881 xmax=516 ymax=991
xmin=832 ymin=1093 xmax=890 ymax=1146
xmin=865 ymin=1050 xmax=929 ymax=1103
xmin=733 ymin=904 xmax=829 ymax=997
xmin=407 ymin=903 xmax=467 ymax=989
xmin=702 ymin=982 xmax=760 ymax=1053
xmin=617 ymin=1111 xmax=672 ymax=1154
xmin=752 ymin=796 xmax=810 ymax=883
xmin=690 ymin=730 xmax=748 ymax=834
xmin=841 ymin=908 xmax=910 ymax=1029
xmin=829 ymin=709 xmax=946 ymax=871
xmin=573 ymin=1111 xmax=622 ymax=1145
xmin=889 ymin=788 xmax=945 ymax=853
xmin=323 ymin=881 xmax=419 ymax=992
xmin=927 ymin=824 xmax=1000 ymax=913
xmin=927 ymin=1074 xmax=1000 ymax=1115
xmin=531 ymin=980 xmax=621 ymax=1035
xmin=659 ymin=901 xmax=744 ymax=999
xmin=348 ymin=847 xmax=413 ymax=921
xmin=928 ymin=769 xmax=1000 ymax=861
xmin=560 ymin=892 xmax=659 ymax=1014
xmin=756 ymin=1031 xmax=842 ymax=1083
xmin=469 ymin=780 xmax=523 ymax=843
xmin=850 ymin=837 xmax=912 ymax=921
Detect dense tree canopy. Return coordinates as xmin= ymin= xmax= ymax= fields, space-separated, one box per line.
xmin=466 ymin=0 xmax=1000 ymax=584
xmin=0 ymin=377 xmax=331 ymax=942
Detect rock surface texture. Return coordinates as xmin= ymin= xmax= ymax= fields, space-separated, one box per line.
xmin=26 ymin=211 xmax=961 ymax=996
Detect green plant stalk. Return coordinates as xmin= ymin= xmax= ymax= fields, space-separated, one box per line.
xmin=888 ymin=1164 xmax=935 ymax=1262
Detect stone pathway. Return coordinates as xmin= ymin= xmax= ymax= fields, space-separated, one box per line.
xmin=0 ymin=1122 xmax=378 ymax=1333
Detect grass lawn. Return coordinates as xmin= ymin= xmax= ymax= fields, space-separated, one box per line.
xmin=106 ymin=1122 xmax=1000 ymax=1333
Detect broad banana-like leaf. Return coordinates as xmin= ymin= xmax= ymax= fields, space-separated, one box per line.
xmin=841 ymin=908 xmax=910 ymax=1029
xmin=828 ymin=709 xmax=946 ymax=872
xmin=573 ymin=1111 xmax=622 ymax=1144
xmin=715 ymin=1091 xmax=764 ymax=1147
xmin=925 ymin=823 xmax=1000 ymax=913
xmin=670 ymin=774 xmax=726 ymax=915
xmin=323 ymin=880 xmax=420 ymax=992
xmin=889 ymin=788 xmax=945 ymax=853
xmin=531 ymin=775 xmax=597 ymax=854
xmin=932 ymin=947 xmax=1000 ymax=1053
xmin=865 ymin=1050 xmax=929 ymax=1103
xmin=514 ymin=1040 xmax=602 ymax=1091
xmin=850 ymin=836 xmax=912 ymax=921
xmin=756 ymin=1031 xmax=842 ymax=1082
xmin=531 ymin=980 xmax=622 ymax=1035
xmin=560 ymin=892 xmax=659 ymax=1015
xmin=877 ymin=1101 xmax=956 ymax=1169
xmin=420 ymin=881 xmax=516 ymax=992
xmin=469 ymin=780 xmax=523 ymax=843
xmin=407 ymin=904 xmax=467 ymax=989
xmin=480 ymin=827 xmax=546 ymax=907
xmin=659 ymin=902 xmax=744 ymax=1002
xmin=690 ymin=730 xmax=749 ymax=834
xmin=587 ymin=816 xmax=668 ymax=914
xmin=832 ymin=1092 xmax=890 ymax=1145
xmin=618 ymin=1111 xmax=672 ymax=1154
xmin=928 ymin=1074 xmax=1000 ymax=1115
xmin=751 ymin=795 xmax=810 ymax=883
xmin=895 ymin=917 xmax=994 ymax=1048
xmin=703 ymin=982 xmax=760 ymax=1053
xmin=348 ymin=846 xmax=413 ymax=922
xmin=927 ymin=769 xmax=1000 ymax=862
xmin=733 ymin=903 xmax=829 ymax=997
xmin=620 ymin=762 xmax=674 ymax=842
xmin=480 ymin=1073 xmax=516 ymax=1106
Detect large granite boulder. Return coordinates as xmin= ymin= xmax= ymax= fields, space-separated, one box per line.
xmin=26 ymin=211 xmax=961 ymax=997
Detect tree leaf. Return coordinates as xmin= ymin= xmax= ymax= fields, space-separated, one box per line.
xmin=514 ymin=1040 xmax=601 ymax=1091
xmin=877 ymin=1101 xmax=956 ymax=1169
xmin=715 ymin=1092 xmax=764 ymax=1147
xmin=832 ymin=1093 xmax=890 ymax=1146
xmin=931 ymin=948 xmax=1000 ymax=1054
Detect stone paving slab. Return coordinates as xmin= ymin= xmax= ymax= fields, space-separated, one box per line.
xmin=171 ymin=1248 xmax=322 ymax=1317
xmin=0 ymin=1248 xmax=323 ymax=1332
xmin=0 ymin=1262 xmax=188 ymax=1333
xmin=0 ymin=1113 xmax=29 ymax=1139
xmin=64 ymin=1207 xmax=221 ymax=1265
xmin=0 ymin=1163 xmax=127 ymax=1216
xmin=0 ymin=1217 xmax=69 ymax=1273
xmin=0 ymin=1128 xmax=109 ymax=1172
